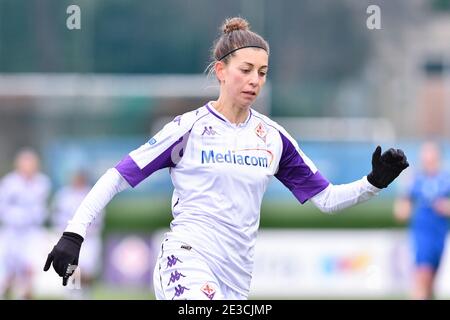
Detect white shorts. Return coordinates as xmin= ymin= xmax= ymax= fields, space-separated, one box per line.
xmin=153 ymin=239 xmax=246 ymax=300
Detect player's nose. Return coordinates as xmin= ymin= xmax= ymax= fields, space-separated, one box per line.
xmin=248 ymin=71 xmax=259 ymax=86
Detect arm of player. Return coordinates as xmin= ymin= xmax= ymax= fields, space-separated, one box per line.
xmin=0 ymin=176 xmax=21 ymax=223
xmin=367 ymin=146 xmax=409 ymax=189
xmin=310 ymin=176 xmax=380 ymax=213
xmin=310 ymin=146 xmax=408 ymax=213
xmin=394 ymin=197 xmax=412 ymax=221
xmin=65 ymin=168 xmax=130 ymax=237
xmin=44 ymin=112 xmax=197 ymax=285
xmin=44 ymin=168 xmax=130 ymax=285
xmin=433 ymin=198 xmax=450 ymax=217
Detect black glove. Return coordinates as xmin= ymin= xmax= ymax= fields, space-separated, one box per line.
xmin=43 ymin=232 xmax=84 ymax=286
xmin=367 ymin=146 xmax=409 ymax=189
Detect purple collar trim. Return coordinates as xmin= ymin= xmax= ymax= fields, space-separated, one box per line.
xmin=206 ymin=102 xmax=252 ymax=126
xmin=206 ymin=103 xmax=227 ymax=123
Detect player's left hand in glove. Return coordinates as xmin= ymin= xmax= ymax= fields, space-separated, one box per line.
xmin=43 ymin=232 xmax=84 ymax=286
xmin=367 ymin=146 xmax=409 ymax=189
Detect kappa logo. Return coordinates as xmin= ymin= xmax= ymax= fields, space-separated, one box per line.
xmin=166 ymin=255 xmax=182 ymax=268
xmin=200 ymin=282 xmax=216 ymax=300
xmin=255 ymin=122 xmax=267 ymax=142
xmin=202 ymin=126 xmax=218 ymax=136
xmin=173 ymin=115 xmax=182 ymax=126
xmin=172 ymin=284 xmax=190 ymax=300
xmin=167 ymin=270 xmax=186 ymax=286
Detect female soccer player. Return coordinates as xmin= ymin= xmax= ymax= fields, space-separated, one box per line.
xmin=44 ymin=17 xmax=409 ymax=300
xmin=394 ymin=141 xmax=450 ymax=300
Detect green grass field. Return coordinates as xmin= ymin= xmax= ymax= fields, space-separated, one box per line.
xmin=104 ymin=197 xmax=405 ymax=234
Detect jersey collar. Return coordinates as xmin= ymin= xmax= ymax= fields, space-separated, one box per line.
xmin=206 ymin=101 xmax=252 ymax=128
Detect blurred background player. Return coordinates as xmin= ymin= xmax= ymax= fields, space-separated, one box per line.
xmin=394 ymin=141 xmax=450 ymax=300
xmin=51 ymin=170 xmax=104 ymax=299
xmin=0 ymin=148 xmax=51 ymax=299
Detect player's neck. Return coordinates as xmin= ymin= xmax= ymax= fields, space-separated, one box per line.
xmin=211 ymin=98 xmax=249 ymax=125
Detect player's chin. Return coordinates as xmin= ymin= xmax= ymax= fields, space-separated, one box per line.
xmin=240 ymin=92 xmax=258 ymax=105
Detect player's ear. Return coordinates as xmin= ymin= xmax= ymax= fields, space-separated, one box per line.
xmin=214 ymin=61 xmax=226 ymax=84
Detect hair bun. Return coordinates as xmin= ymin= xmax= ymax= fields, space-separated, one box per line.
xmin=223 ymin=17 xmax=249 ymax=34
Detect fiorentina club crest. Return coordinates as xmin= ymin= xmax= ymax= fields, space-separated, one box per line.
xmin=255 ymin=122 xmax=267 ymax=142
xmin=200 ymin=282 xmax=216 ymax=300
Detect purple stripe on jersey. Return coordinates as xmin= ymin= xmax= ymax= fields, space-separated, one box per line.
xmin=245 ymin=109 xmax=253 ymax=124
xmin=206 ymin=104 xmax=227 ymax=123
xmin=115 ymin=138 xmax=183 ymax=187
xmin=275 ymin=132 xmax=329 ymax=204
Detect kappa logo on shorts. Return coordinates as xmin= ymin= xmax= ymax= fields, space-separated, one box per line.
xmin=166 ymin=255 xmax=182 ymax=268
xmin=172 ymin=284 xmax=190 ymax=300
xmin=200 ymin=282 xmax=216 ymax=300
xmin=167 ymin=270 xmax=186 ymax=286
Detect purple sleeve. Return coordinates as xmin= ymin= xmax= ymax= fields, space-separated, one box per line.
xmin=275 ymin=132 xmax=329 ymax=204
xmin=115 ymin=137 xmax=184 ymax=188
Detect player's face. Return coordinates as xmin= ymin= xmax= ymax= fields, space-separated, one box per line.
xmin=420 ymin=143 xmax=441 ymax=175
xmin=15 ymin=151 xmax=40 ymax=178
xmin=72 ymin=172 xmax=88 ymax=188
xmin=220 ymin=48 xmax=268 ymax=107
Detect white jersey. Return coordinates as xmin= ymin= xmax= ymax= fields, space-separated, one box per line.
xmin=52 ymin=186 xmax=103 ymax=236
xmin=0 ymin=172 xmax=51 ymax=228
xmin=115 ymin=102 xmax=329 ymax=295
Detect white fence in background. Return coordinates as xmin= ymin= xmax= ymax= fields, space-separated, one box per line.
xmin=250 ymin=230 xmax=450 ymax=299
xmin=2 ymin=229 xmax=449 ymax=299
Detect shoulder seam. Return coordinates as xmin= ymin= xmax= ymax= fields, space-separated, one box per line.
xmin=189 ymin=112 xmax=212 ymax=131
xmin=173 ymin=106 xmax=209 ymax=130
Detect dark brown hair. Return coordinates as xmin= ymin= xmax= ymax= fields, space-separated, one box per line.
xmin=206 ymin=17 xmax=269 ymax=77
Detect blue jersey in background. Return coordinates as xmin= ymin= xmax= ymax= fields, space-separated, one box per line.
xmin=409 ymin=171 xmax=450 ymax=268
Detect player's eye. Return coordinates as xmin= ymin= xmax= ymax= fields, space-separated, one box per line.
xmin=259 ymin=71 xmax=267 ymax=77
xmin=241 ymin=69 xmax=251 ymax=74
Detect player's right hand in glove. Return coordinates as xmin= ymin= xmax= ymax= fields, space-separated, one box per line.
xmin=43 ymin=232 xmax=84 ymax=286
xmin=367 ymin=146 xmax=409 ymax=189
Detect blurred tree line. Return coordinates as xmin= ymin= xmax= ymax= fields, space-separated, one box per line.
xmin=0 ymin=0 xmax=446 ymax=116
xmin=0 ymin=0 xmax=372 ymax=117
